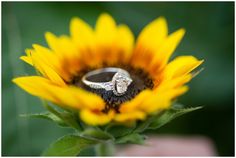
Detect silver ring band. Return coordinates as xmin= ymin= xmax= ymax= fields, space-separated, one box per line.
xmin=82 ymin=67 xmax=132 ymax=96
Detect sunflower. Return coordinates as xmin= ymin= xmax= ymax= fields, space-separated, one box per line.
xmin=13 ymin=13 xmax=203 ymax=126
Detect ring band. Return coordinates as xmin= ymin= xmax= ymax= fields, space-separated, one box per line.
xmin=82 ymin=67 xmax=132 ymax=96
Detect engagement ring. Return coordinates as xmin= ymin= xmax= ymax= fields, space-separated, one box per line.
xmin=82 ymin=67 xmax=132 ymax=96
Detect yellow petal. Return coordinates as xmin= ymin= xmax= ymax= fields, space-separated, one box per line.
xmin=141 ymin=86 xmax=188 ymax=113
xmin=119 ymin=83 xmax=188 ymax=115
xmin=171 ymin=86 xmax=189 ymax=98
xmin=19 ymin=49 xmax=34 ymax=65
xmin=70 ymin=17 xmax=94 ymax=49
xmin=149 ymin=28 xmax=186 ymax=72
xmin=45 ymin=33 xmax=78 ymax=57
xmin=139 ymin=95 xmax=170 ymax=113
xmin=45 ymin=33 xmax=82 ymax=78
xmin=70 ymin=17 xmax=103 ymax=68
xmin=131 ymin=17 xmax=168 ymax=69
xmin=121 ymin=91 xmax=166 ymax=114
xmin=93 ymin=13 xmax=118 ymax=65
xmin=20 ymin=56 xmax=33 ymax=65
xmin=95 ymin=13 xmax=117 ymax=45
xmin=25 ymin=48 xmax=32 ymax=56
xmin=29 ymin=45 xmax=65 ymax=86
xmin=164 ymin=56 xmax=204 ymax=79
xmin=32 ymin=44 xmax=61 ymax=69
xmin=116 ymin=24 xmax=134 ymax=62
xmin=45 ymin=32 xmax=59 ymax=53
xmin=37 ymin=64 xmax=66 ymax=86
xmin=119 ymin=90 xmax=153 ymax=113
xmin=58 ymin=35 xmax=78 ymax=55
xmin=12 ymin=76 xmax=105 ymax=110
xmin=114 ymin=110 xmax=146 ymax=122
xmin=137 ymin=16 xmax=168 ymax=47
xmin=80 ymin=109 xmax=114 ymax=125
xmin=162 ymin=28 xmax=186 ymax=63
xmin=133 ymin=86 xmax=188 ymax=114
xmin=156 ymin=75 xmax=192 ymax=91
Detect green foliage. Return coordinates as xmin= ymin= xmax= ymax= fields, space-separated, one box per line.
xmin=133 ymin=106 xmax=202 ymax=133
xmin=148 ymin=106 xmax=203 ymax=130
xmin=80 ymin=128 xmax=114 ymax=141
xmin=42 ymin=129 xmax=115 ymax=156
xmin=42 ymin=134 xmax=98 ymax=156
xmin=20 ymin=112 xmax=68 ymax=127
xmin=116 ymin=133 xmax=145 ymax=144
xmin=43 ymin=103 xmax=82 ymax=131
xmin=105 ymin=123 xmax=136 ymax=138
xmin=23 ymin=105 xmax=202 ymax=156
xmin=20 ymin=101 xmax=87 ymax=132
xmin=134 ymin=115 xmax=159 ymax=133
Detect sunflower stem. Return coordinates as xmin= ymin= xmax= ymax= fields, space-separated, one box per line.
xmin=95 ymin=141 xmax=115 ymax=156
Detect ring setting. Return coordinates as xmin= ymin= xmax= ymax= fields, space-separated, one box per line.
xmin=82 ymin=67 xmax=132 ymax=96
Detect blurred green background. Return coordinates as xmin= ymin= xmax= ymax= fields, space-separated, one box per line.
xmin=2 ymin=2 xmax=234 ymax=156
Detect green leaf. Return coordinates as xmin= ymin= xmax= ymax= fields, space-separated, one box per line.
xmin=172 ymin=103 xmax=184 ymax=109
xmin=60 ymin=111 xmax=82 ymax=131
xmin=134 ymin=104 xmax=196 ymax=133
xmin=42 ymin=134 xmax=98 ymax=156
xmin=148 ymin=106 xmax=203 ymax=130
xmin=116 ymin=133 xmax=145 ymax=144
xmin=134 ymin=114 xmax=159 ymax=133
xmin=105 ymin=123 xmax=136 ymax=138
xmin=42 ymin=102 xmax=82 ymax=131
xmin=80 ymin=128 xmax=114 ymax=141
xmin=20 ymin=112 xmax=68 ymax=127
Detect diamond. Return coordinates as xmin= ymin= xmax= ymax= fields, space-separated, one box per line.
xmin=112 ymin=72 xmax=132 ymax=96
xmin=116 ymin=80 xmax=128 ymax=94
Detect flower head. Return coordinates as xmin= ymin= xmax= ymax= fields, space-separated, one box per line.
xmin=13 ymin=13 xmax=203 ymax=126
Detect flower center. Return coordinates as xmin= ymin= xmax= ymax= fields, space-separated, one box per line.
xmin=70 ymin=65 xmax=154 ymax=113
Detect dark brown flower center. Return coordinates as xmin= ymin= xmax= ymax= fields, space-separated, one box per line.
xmin=70 ymin=64 xmax=154 ymax=112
